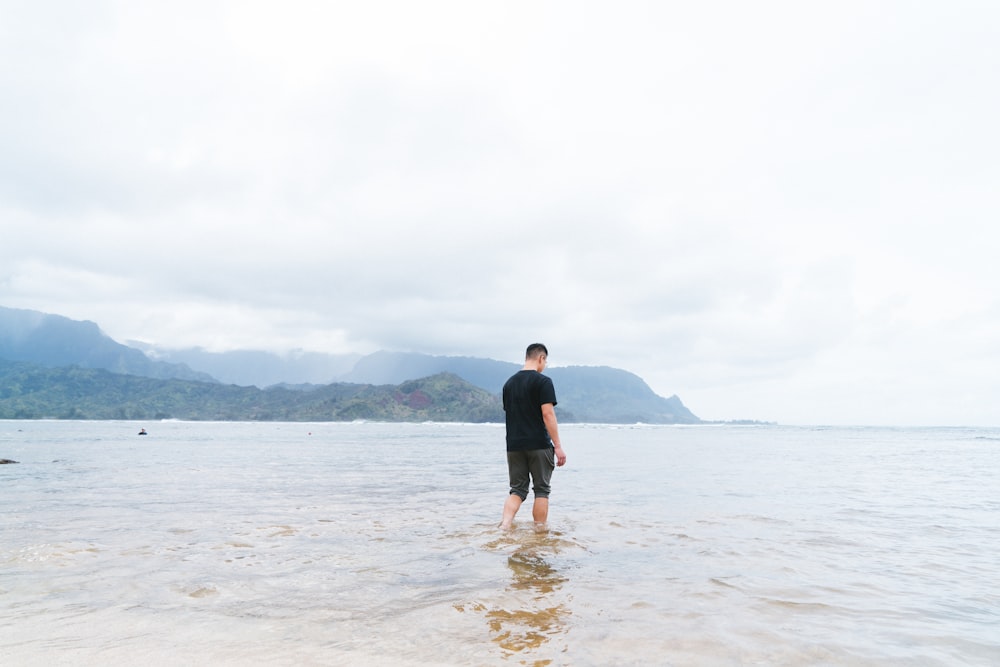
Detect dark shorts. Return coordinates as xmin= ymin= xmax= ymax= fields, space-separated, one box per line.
xmin=507 ymin=447 xmax=556 ymax=500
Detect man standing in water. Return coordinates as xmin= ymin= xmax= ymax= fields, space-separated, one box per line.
xmin=500 ymin=343 xmax=567 ymax=529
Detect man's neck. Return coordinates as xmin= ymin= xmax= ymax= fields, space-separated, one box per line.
xmin=522 ymin=358 xmax=545 ymax=373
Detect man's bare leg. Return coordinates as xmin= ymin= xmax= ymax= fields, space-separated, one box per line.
xmin=500 ymin=494 xmax=524 ymax=530
xmin=532 ymin=497 xmax=549 ymax=524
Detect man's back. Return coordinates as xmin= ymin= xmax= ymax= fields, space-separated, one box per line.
xmin=503 ymin=369 xmax=556 ymax=451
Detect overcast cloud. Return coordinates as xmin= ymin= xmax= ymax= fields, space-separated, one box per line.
xmin=2 ymin=1 xmax=998 ymax=426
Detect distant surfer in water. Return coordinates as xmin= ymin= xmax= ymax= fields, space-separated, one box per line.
xmin=138 ymin=428 xmax=147 ymax=435
xmin=499 ymin=343 xmax=567 ymax=530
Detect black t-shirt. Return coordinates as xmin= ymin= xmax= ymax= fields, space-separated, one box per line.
xmin=502 ymin=370 xmax=557 ymax=452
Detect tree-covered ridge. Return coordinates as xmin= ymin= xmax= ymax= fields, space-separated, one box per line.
xmin=0 ymin=306 xmax=703 ymax=423
xmin=0 ymin=361 xmax=503 ymax=422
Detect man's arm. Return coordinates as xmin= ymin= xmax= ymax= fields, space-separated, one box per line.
xmin=541 ymin=403 xmax=567 ymax=466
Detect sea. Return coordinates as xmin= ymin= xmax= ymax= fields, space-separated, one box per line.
xmin=1 ymin=420 xmax=998 ymax=666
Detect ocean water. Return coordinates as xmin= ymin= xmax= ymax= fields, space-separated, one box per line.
xmin=1 ymin=420 xmax=998 ymax=666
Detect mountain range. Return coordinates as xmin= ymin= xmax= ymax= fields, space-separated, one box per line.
xmin=0 ymin=305 xmax=701 ymax=423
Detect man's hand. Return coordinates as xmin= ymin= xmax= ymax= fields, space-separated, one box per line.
xmin=554 ymin=445 xmax=567 ymax=467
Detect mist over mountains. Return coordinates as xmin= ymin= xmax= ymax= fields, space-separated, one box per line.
xmin=0 ymin=305 xmax=701 ymax=423
xmin=132 ymin=343 xmax=362 ymax=388
xmin=0 ymin=306 xmax=214 ymax=382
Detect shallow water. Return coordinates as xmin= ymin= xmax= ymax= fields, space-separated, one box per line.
xmin=1 ymin=421 xmax=998 ymax=665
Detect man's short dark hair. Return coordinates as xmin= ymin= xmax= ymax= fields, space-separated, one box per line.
xmin=525 ymin=343 xmax=548 ymax=360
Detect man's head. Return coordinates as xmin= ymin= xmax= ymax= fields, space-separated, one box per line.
xmin=524 ymin=343 xmax=548 ymax=371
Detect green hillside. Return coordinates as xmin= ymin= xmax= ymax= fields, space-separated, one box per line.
xmin=0 ymin=361 xmax=503 ymax=422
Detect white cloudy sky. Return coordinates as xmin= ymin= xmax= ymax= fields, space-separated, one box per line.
xmin=2 ymin=1 xmax=998 ymax=426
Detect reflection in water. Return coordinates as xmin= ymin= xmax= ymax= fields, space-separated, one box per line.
xmin=481 ymin=529 xmax=575 ymax=664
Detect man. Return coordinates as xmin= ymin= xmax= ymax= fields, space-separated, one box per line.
xmin=500 ymin=343 xmax=567 ymax=529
